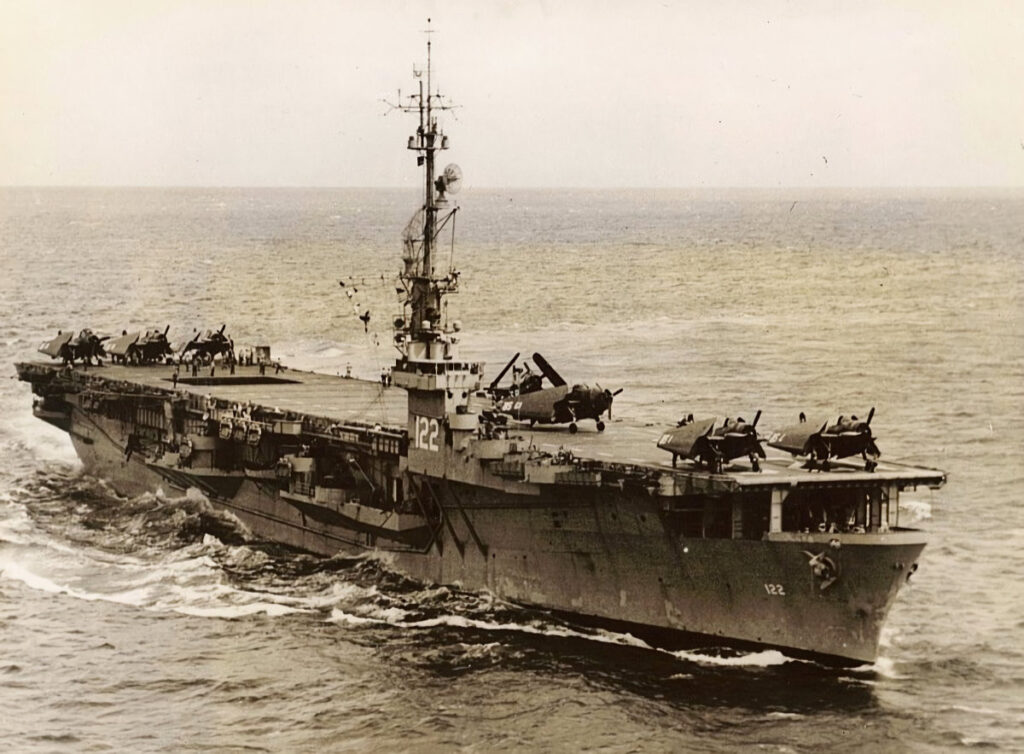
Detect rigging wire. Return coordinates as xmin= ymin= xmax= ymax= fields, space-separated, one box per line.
xmin=448 ymin=209 xmax=457 ymax=273
xmin=339 ymin=275 xmax=398 ymax=425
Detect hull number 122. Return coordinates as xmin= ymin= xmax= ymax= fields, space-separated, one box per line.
xmin=413 ymin=416 xmax=440 ymax=452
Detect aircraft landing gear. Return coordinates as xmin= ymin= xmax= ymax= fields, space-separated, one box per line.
xmin=569 ymin=423 xmax=578 ymax=434
xmin=862 ymin=450 xmax=878 ymax=472
xmin=596 ymin=421 xmax=605 ymax=432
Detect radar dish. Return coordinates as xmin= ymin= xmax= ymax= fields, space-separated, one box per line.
xmin=441 ymin=163 xmax=463 ymax=194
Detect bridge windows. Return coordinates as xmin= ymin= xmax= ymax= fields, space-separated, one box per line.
xmin=778 ymin=486 xmax=892 ymax=533
xmin=667 ymin=486 xmax=895 ymax=541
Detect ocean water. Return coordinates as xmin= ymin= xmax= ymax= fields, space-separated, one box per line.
xmin=1 ymin=186 xmax=1022 ymax=752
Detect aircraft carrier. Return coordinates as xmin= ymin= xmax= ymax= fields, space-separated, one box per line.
xmin=15 ymin=35 xmax=944 ymax=665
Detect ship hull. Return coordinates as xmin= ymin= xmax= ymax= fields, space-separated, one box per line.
xmin=64 ymin=403 xmax=920 ymax=665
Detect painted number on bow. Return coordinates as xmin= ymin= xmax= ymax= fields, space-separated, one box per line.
xmin=764 ymin=583 xmax=786 ymax=596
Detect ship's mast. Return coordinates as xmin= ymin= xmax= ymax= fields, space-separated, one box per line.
xmin=423 ymin=34 xmax=434 ymax=288
xmin=418 ymin=31 xmax=439 ymax=333
xmin=388 ymin=20 xmax=460 ymax=342
xmin=387 ymin=22 xmax=472 ymax=389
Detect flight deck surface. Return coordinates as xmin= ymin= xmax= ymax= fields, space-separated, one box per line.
xmin=24 ymin=361 xmax=944 ymax=490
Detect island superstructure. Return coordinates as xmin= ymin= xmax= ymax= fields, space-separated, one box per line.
xmin=15 ymin=33 xmax=944 ymax=665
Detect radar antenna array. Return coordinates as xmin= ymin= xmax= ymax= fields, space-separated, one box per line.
xmin=436 ymin=163 xmax=463 ymax=196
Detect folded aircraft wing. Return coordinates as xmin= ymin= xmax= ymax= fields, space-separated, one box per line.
xmin=657 ymin=418 xmax=717 ymax=457
xmin=106 ymin=331 xmax=141 ymax=356
xmin=38 ymin=331 xmax=73 ymax=357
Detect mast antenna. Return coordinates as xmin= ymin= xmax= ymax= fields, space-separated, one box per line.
xmin=382 ymin=20 xmax=462 ymax=342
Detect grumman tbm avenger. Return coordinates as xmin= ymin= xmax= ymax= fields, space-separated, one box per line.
xmin=657 ymin=411 xmax=766 ymax=472
xmin=107 ymin=326 xmax=174 ymax=365
xmin=180 ymin=325 xmax=234 ymax=363
xmin=767 ymin=408 xmax=881 ymax=471
xmin=133 ymin=326 xmax=175 ymax=364
xmin=38 ymin=329 xmax=110 ymax=366
xmin=487 ymin=352 xmax=622 ymax=434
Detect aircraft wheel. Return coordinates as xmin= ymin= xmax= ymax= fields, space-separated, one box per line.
xmin=596 ymin=421 xmax=605 ymax=432
xmin=569 ymin=423 xmax=578 ymax=434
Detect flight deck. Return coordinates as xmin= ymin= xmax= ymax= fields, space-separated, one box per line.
xmin=20 ymin=360 xmax=945 ymax=492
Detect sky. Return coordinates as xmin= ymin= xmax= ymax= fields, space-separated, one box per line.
xmin=1 ymin=0 xmax=1022 ymax=188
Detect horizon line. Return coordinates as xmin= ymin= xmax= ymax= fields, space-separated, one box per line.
xmin=3 ymin=184 xmax=1023 ymax=191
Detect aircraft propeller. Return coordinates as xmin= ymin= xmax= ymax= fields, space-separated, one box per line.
xmin=596 ymin=384 xmax=623 ymax=419
xmin=862 ymin=407 xmax=880 ymax=457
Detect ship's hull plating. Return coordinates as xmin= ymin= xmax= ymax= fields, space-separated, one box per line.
xmin=65 ymin=404 xmax=921 ymax=665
